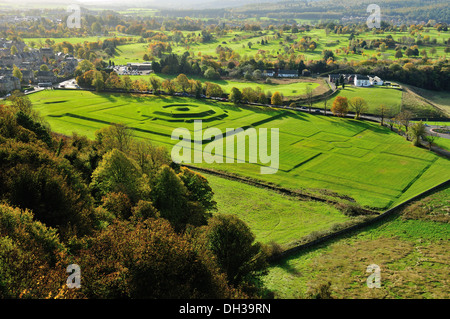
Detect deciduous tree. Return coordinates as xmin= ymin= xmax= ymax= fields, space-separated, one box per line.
xmin=203 ymin=214 xmax=268 ymax=287
xmin=331 ymin=96 xmax=349 ymax=117
xmin=408 ymin=121 xmax=426 ymax=146
xmin=349 ymin=97 xmax=367 ymax=120
xmin=229 ymin=87 xmax=243 ymax=105
xmin=271 ymin=91 xmax=283 ymax=105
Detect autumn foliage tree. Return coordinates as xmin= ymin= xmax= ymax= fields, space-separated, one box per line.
xmin=271 ymin=91 xmax=283 ymax=105
xmin=0 ymin=204 xmax=81 ymax=299
xmin=331 ymin=96 xmax=349 ymax=117
xmin=349 ymin=97 xmax=367 ymax=120
xmin=78 ymin=219 xmax=241 ymax=299
xmin=229 ymin=87 xmax=243 ymax=105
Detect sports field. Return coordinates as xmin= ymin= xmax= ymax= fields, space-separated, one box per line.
xmin=30 ymin=89 xmax=450 ymax=210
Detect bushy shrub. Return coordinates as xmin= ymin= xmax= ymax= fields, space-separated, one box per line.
xmin=0 ymin=204 xmax=80 ymax=299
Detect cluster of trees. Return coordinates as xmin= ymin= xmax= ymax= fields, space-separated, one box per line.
xmin=0 ymin=92 xmax=271 ymax=299
xmin=75 ymin=63 xmax=288 ymax=106
xmin=151 ymin=52 xmax=223 ymax=80
xmin=330 ymin=96 xmax=368 ymax=119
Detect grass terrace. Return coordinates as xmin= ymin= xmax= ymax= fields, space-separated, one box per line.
xmin=30 ymin=89 xmax=450 ymax=211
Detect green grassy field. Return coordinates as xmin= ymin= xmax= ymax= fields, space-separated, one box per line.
xmin=312 ymin=86 xmax=403 ymax=115
xmin=112 ymin=43 xmax=150 ymax=65
xmin=100 ymin=27 xmax=449 ymax=72
xmin=263 ymin=184 xmax=450 ymax=299
xmin=22 ymin=26 xmax=449 ymax=67
xmin=164 ymin=28 xmax=450 ymax=63
xmin=29 ymin=89 xmax=450 ymax=210
xmin=202 ymin=172 xmax=350 ymax=248
xmin=434 ymin=136 xmax=450 ymax=152
xmin=405 ymin=87 xmax=450 ymax=116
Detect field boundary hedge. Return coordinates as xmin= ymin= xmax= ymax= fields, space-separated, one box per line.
xmin=184 ymin=164 xmax=377 ymax=214
xmin=267 ymin=178 xmax=450 ymax=262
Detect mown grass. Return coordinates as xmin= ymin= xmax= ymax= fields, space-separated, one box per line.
xmin=263 ymin=185 xmax=450 ymax=299
xmin=434 ymin=136 xmax=450 ymax=152
xmin=202 ymin=172 xmax=350 ymax=248
xmin=312 ymin=86 xmax=403 ymax=116
xmin=29 ymin=89 xmax=450 ymax=210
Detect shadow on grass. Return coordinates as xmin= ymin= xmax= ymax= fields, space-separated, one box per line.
xmin=329 ymin=118 xmax=392 ymax=135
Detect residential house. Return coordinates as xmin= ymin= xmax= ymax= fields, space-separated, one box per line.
xmin=277 ymin=70 xmax=298 ymax=78
xmin=0 ymin=55 xmax=20 ymax=68
xmin=36 ymin=70 xmax=56 ymax=84
xmin=40 ymin=47 xmax=54 ymax=60
xmin=0 ymin=69 xmax=13 ymax=77
xmin=329 ymin=74 xmax=357 ymax=84
xmin=328 ymin=74 xmax=341 ymax=83
xmin=370 ymin=76 xmax=384 ymax=86
xmin=301 ymin=69 xmax=311 ymax=76
xmin=354 ymin=74 xmax=371 ymax=87
xmin=20 ymin=70 xmax=35 ymax=84
xmin=0 ymin=75 xmax=21 ymax=93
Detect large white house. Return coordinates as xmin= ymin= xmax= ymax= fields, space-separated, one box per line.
xmin=354 ymin=75 xmax=371 ymax=87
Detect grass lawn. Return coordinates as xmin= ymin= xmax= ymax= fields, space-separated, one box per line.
xmin=434 ymin=136 xmax=450 ymax=152
xmin=29 ymin=89 xmax=450 ymax=210
xmin=263 ymin=185 xmax=450 ymax=299
xmin=313 ymin=86 xmax=403 ymax=116
xmin=202 ymin=172 xmax=350 ymax=248
xmin=112 ymin=43 xmax=150 ymax=65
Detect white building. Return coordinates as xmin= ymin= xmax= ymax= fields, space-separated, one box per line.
xmin=354 ymin=75 xmax=371 ymax=87
xmin=370 ymin=76 xmax=384 ymax=86
xmin=278 ymin=70 xmax=298 ymax=78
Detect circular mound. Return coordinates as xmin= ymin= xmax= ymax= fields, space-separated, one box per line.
xmin=146 ymin=102 xmax=228 ymax=123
